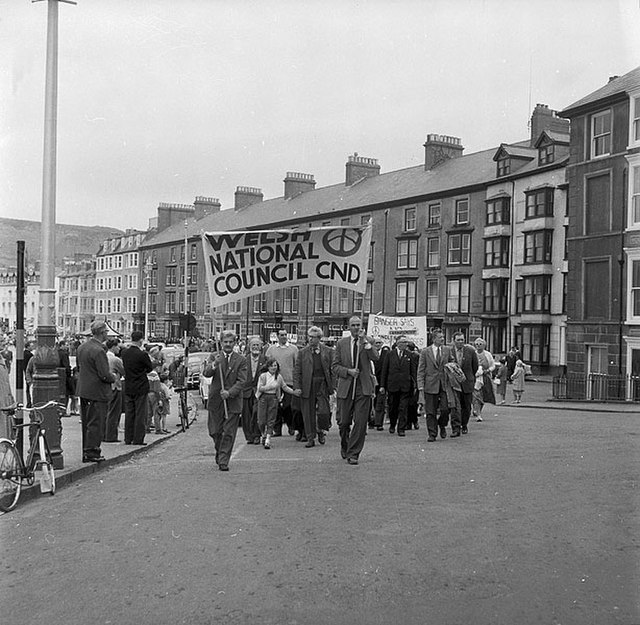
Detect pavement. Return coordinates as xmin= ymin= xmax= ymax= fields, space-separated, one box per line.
xmin=8 ymin=377 xmax=639 ymax=508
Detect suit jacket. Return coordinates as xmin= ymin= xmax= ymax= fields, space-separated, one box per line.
xmin=450 ymin=344 xmax=479 ymax=394
xmin=332 ymin=335 xmax=379 ymax=399
xmin=293 ymin=343 xmax=334 ymax=398
xmin=204 ymin=351 xmax=247 ymax=414
xmin=121 ymin=344 xmax=154 ymax=397
xmin=76 ymin=337 xmax=115 ymax=402
xmin=417 ymin=344 xmax=453 ymax=395
xmin=242 ymin=353 xmax=267 ymax=398
xmin=381 ymin=348 xmax=414 ymax=393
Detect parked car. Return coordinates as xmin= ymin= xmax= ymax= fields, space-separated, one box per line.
xmin=185 ymin=352 xmax=209 ymax=389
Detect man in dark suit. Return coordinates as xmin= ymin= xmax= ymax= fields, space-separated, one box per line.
xmin=450 ymin=331 xmax=479 ymax=435
xmin=372 ymin=340 xmax=389 ymax=431
xmin=417 ymin=328 xmax=452 ymax=442
xmin=241 ymin=336 xmax=267 ymax=445
xmin=203 ymin=330 xmax=248 ymax=471
xmin=76 ymin=320 xmax=115 ymax=462
xmin=332 ymin=315 xmax=379 ymax=465
xmin=293 ymin=325 xmax=333 ymax=448
xmin=121 ymin=330 xmax=154 ymax=446
xmin=380 ymin=335 xmax=413 ymax=437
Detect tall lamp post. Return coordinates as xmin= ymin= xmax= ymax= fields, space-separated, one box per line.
xmin=31 ymin=0 xmax=76 ymax=470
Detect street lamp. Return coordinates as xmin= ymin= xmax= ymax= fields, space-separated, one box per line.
xmin=31 ymin=0 xmax=76 ymax=470
xmin=144 ymin=257 xmax=153 ymax=341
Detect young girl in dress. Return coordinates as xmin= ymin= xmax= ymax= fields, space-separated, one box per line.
xmin=255 ymin=358 xmax=300 ymax=449
xmin=510 ymin=359 xmax=526 ymax=403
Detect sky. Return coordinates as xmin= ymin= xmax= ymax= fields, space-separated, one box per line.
xmin=1 ymin=0 xmax=640 ymax=232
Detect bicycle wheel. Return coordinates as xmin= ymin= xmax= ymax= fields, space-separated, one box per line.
xmin=0 ymin=439 xmax=23 ymax=512
xmin=38 ymin=436 xmax=56 ymax=496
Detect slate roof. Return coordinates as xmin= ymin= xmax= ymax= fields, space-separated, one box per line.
xmin=141 ymin=137 xmax=566 ymax=248
xmin=561 ymin=65 xmax=640 ymax=115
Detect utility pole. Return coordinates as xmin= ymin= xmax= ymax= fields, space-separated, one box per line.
xmin=31 ymin=0 xmax=76 ymax=469
xmin=144 ymin=257 xmax=153 ymax=341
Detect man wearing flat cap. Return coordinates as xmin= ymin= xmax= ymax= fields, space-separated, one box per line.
xmin=76 ymin=320 xmax=115 ymax=463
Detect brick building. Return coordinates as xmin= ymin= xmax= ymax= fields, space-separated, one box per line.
xmin=560 ymin=65 xmax=640 ymax=392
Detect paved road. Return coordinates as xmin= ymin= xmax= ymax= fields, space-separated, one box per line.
xmin=1 ymin=401 xmax=639 ymax=625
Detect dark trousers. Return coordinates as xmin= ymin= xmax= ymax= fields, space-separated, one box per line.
xmin=424 ymin=389 xmax=450 ymax=439
xmin=407 ymin=390 xmax=418 ymax=428
xmin=387 ymin=389 xmax=411 ymax=433
xmin=80 ymin=398 xmax=107 ymax=459
xmin=300 ymin=378 xmax=331 ymax=442
xmin=124 ymin=393 xmax=148 ymax=444
xmin=459 ymin=391 xmax=473 ymax=428
xmin=274 ymin=392 xmax=293 ymax=435
xmin=104 ymin=388 xmax=122 ymax=442
xmin=337 ymin=392 xmax=371 ymax=461
xmin=291 ymin=395 xmax=305 ymax=436
xmin=241 ymin=394 xmax=260 ymax=443
xmin=208 ymin=409 xmax=240 ymax=468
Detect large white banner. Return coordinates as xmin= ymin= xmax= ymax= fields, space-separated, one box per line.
xmin=367 ymin=314 xmax=429 ymax=349
xmin=202 ymin=225 xmax=372 ymax=307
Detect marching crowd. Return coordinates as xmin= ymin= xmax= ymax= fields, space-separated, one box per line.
xmin=0 ymin=320 xmax=528 ymax=471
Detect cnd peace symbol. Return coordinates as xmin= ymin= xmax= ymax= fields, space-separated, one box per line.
xmin=322 ymin=228 xmax=363 ymax=257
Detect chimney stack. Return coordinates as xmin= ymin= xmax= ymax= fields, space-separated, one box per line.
xmin=234 ymin=186 xmax=263 ymax=211
xmin=530 ymin=103 xmax=570 ymax=144
xmin=156 ymin=202 xmax=195 ymax=233
xmin=345 ymin=154 xmax=380 ymax=186
xmin=284 ymin=172 xmax=316 ymax=199
xmin=423 ymin=134 xmax=464 ymax=170
xmin=194 ymin=196 xmax=221 ymax=220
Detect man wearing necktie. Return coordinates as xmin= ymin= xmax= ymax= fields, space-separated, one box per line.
xmin=293 ymin=326 xmax=334 ymax=447
xmin=202 ymin=330 xmax=247 ymax=471
xmin=241 ymin=336 xmax=267 ymax=445
xmin=379 ymin=335 xmax=413 ymax=436
xmin=450 ymin=331 xmax=479 ymax=435
xmin=332 ymin=316 xmax=379 ymax=465
xmin=417 ymin=328 xmax=453 ymax=441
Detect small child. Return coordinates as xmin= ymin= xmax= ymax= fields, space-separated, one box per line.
xmin=510 ymin=359 xmax=526 ymax=403
xmin=156 ymin=373 xmax=171 ymax=434
xmin=494 ymin=357 xmax=508 ymax=405
xmin=255 ymin=358 xmax=299 ymax=449
xmin=472 ymin=365 xmax=484 ymax=420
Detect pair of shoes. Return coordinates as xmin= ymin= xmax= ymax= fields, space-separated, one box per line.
xmin=427 ymin=436 xmax=436 ymax=442
xmin=397 ymin=431 xmax=406 ymax=437
xmin=133 ymin=442 xmax=147 ymax=446
xmin=347 ymin=457 xmax=359 ymax=465
xmin=450 ymin=431 xmax=461 ymax=438
xmin=340 ymin=448 xmax=347 ymax=459
xmin=389 ymin=427 xmax=396 ymax=434
xmin=104 ymin=439 xmax=120 ymax=443
xmin=376 ymin=426 xmax=384 ymax=431
xmin=476 ymin=416 xmax=483 ymax=422
xmin=305 ymin=440 xmax=315 ymax=448
xmin=461 ymin=426 xmax=468 ymax=434
xmin=317 ymin=432 xmax=326 ymax=445
xmin=82 ymin=456 xmax=105 ymax=463
xmin=439 ymin=427 xmax=447 ymax=439
xmin=218 ymin=464 xmax=229 ymax=471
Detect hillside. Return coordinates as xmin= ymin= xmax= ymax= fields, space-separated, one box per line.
xmin=0 ymin=218 xmax=123 ymax=269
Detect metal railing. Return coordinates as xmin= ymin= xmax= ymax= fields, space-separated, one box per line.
xmin=553 ymin=374 xmax=640 ymax=402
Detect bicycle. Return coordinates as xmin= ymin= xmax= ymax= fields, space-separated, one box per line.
xmin=175 ymin=387 xmax=198 ymax=432
xmin=0 ymin=400 xmax=63 ymax=512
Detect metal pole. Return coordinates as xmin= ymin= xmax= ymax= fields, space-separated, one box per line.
xmin=144 ymin=258 xmax=152 ymax=341
xmin=15 ymin=242 xmax=26 ymax=462
xmin=183 ymin=221 xmax=189 ymax=380
xmin=31 ymin=0 xmax=76 ymax=470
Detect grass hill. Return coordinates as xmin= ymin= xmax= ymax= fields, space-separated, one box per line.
xmin=0 ymin=217 xmax=122 ymax=269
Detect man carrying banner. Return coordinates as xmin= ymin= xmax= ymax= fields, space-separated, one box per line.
xmin=332 ymin=316 xmax=379 ymax=465
xmin=202 ymin=330 xmax=247 ymax=472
